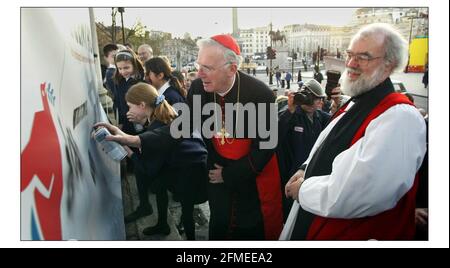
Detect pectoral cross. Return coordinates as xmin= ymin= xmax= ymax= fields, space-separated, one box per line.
xmin=218 ymin=127 xmax=230 ymax=145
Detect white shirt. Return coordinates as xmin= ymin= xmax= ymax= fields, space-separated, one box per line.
xmin=297 ymin=102 xmax=427 ymax=218
xmin=217 ymin=75 xmax=236 ymax=97
xmin=158 ymin=81 xmax=170 ymax=96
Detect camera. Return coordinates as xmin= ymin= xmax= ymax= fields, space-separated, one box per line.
xmin=325 ymin=70 xmax=341 ymax=97
xmin=293 ymin=90 xmax=315 ymax=106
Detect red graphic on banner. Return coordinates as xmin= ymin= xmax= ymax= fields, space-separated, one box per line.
xmin=21 ymin=83 xmax=63 ymax=240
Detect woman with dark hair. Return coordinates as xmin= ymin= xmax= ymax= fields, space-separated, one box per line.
xmin=144 ymin=57 xmax=187 ymax=105
xmin=171 ymin=70 xmax=187 ymax=92
xmin=112 ymin=49 xmax=145 ymax=135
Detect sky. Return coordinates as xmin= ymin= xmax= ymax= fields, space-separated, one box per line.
xmin=94 ymin=8 xmax=357 ymax=38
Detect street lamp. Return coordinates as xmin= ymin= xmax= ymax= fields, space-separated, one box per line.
xmin=291 ymin=48 xmax=295 ymax=75
xmin=268 ymin=22 xmax=273 ymax=85
xmin=176 ymin=50 xmax=181 ymax=71
xmin=111 ymin=8 xmax=117 ymax=44
xmin=118 ymin=7 xmax=125 ymax=44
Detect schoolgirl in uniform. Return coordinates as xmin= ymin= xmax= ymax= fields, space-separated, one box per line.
xmin=143 ymin=57 xmax=187 ymax=219
xmin=96 ymin=83 xmax=207 ymax=240
xmin=144 ymin=57 xmax=186 ymax=105
xmin=112 ymin=49 xmax=145 ymax=135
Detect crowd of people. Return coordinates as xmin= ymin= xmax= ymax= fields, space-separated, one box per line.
xmin=96 ymin=22 xmax=428 ymax=241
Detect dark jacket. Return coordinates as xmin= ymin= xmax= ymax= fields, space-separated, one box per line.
xmin=104 ymin=67 xmax=116 ymax=95
xmin=277 ymin=106 xmax=330 ymax=183
xmin=277 ymin=106 xmax=330 ymax=220
xmin=113 ymin=76 xmax=143 ymax=135
xmin=135 ymin=121 xmax=208 ymax=204
xmin=162 ymin=86 xmax=185 ymax=106
xmin=187 ymin=71 xmax=280 ymax=233
xmin=314 ymin=72 xmax=323 ymax=84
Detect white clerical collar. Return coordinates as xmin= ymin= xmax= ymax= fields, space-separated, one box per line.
xmin=217 ymin=75 xmax=236 ymax=97
xmin=345 ymin=101 xmax=355 ymax=111
xmin=158 ymin=81 xmax=170 ymax=95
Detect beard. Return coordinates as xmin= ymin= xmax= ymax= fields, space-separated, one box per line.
xmin=341 ymin=65 xmax=387 ymax=97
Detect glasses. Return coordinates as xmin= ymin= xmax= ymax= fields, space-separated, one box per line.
xmin=194 ymin=61 xmax=231 ymax=74
xmin=344 ymin=50 xmax=385 ymax=66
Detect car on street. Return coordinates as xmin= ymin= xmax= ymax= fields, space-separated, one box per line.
xmin=256 ymin=65 xmax=267 ymax=71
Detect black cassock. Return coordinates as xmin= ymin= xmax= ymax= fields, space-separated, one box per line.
xmin=187 ymin=71 xmax=283 ymax=240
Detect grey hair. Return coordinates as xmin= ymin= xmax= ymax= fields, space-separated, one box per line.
xmin=352 ymin=23 xmax=409 ymax=73
xmin=138 ymin=44 xmax=153 ymax=54
xmin=196 ymin=38 xmax=243 ymax=67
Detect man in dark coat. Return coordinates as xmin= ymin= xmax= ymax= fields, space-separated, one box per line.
xmin=277 ymin=79 xmax=330 ymax=221
xmin=188 ymin=34 xmax=283 ymax=240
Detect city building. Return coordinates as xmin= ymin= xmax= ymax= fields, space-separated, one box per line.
xmin=350 ymin=8 xmax=428 ymax=42
xmin=238 ymin=25 xmax=272 ymax=58
xmin=159 ymin=38 xmax=198 ymax=69
xmin=234 ymin=7 xmax=428 ymax=67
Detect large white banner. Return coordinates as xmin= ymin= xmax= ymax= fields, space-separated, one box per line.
xmin=21 ymin=8 xmax=125 ymax=240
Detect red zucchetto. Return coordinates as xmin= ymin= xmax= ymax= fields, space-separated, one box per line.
xmin=211 ymin=34 xmax=241 ymax=55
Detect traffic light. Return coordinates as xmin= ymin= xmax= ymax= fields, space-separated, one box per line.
xmin=312 ymin=52 xmax=317 ymax=62
xmin=293 ymin=52 xmax=297 ymax=60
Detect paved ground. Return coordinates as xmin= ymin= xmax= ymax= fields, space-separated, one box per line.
xmin=121 ymin=168 xmax=210 ymax=241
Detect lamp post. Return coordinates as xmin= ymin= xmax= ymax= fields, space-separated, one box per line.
xmin=405 ymin=14 xmax=415 ymax=73
xmin=291 ymin=49 xmax=295 ymax=75
xmin=176 ymin=50 xmax=181 ymax=71
xmin=316 ymin=45 xmax=320 ymax=70
xmin=268 ymin=22 xmax=273 ymax=85
xmin=118 ymin=7 xmax=125 ymax=44
xmin=111 ymin=8 xmax=117 ymax=44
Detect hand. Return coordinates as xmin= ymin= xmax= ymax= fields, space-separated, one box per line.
xmin=93 ymin=122 xmax=141 ymax=148
xmin=208 ymin=164 xmax=224 ymax=184
xmin=285 ymin=169 xmax=305 ymax=201
xmin=126 ymin=111 xmax=138 ymax=123
xmin=415 ymin=208 xmax=428 ymax=226
xmin=94 ymin=122 xmax=123 ymax=135
xmin=287 ymin=91 xmax=297 ymax=114
xmin=329 ymin=87 xmax=342 ymax=114
xmin=329 ymin=86 xmax=342 ymax=103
